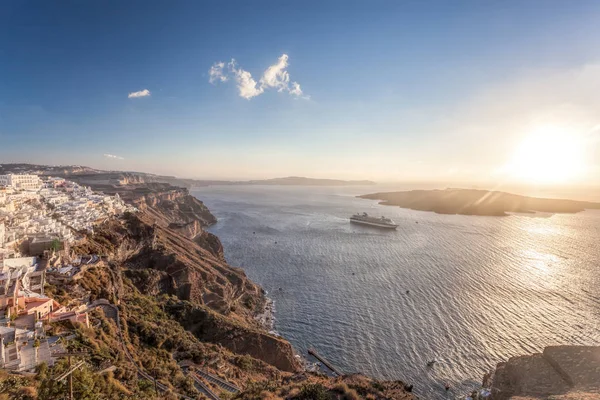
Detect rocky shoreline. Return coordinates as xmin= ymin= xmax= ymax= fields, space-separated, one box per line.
xmin=255 ymin=294 xmax=277 ymax=334
xmin=483 ymin=345 xmax=600 ymax=399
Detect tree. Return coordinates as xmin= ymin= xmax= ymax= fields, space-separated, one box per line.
xmin=51 ymin=239 xmax=61 ymax=252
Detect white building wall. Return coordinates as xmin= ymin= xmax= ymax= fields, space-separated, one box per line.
xmin=0 ymin=175 xmax=42 ymax=191
xmin=0 ymin=222 xmax=5 ymax=246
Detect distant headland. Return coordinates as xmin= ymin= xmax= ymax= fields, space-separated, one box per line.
xmin=359 ymin=188 xmax=600 ymax=216
xmin=0 ymin=164 xmax=375 ymax=187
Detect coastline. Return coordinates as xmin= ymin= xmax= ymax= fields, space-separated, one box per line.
xmin=256 ymin=294 xmax=277 ymax=334
xmin=255 ymin=294 xmax=320 ymax=372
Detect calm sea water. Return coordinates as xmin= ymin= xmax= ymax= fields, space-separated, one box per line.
xmin=193 ymin=185 xmax=600 ymax=399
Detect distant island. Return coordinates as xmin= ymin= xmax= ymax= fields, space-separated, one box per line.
xmin=243 ymin=176 xmax=376 ymax=186
xmin=359 ymin=188 xmax=600 ymax=216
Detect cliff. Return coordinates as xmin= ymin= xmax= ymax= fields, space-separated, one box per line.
xmin=486 ymin=346 xmax=600 ymax=399
xmin=93 ymin=182 xmax=217 ymax=229
xmin=359 ymin=188 xmax=600 ymax=216
xmin=65 ymin=175 xmax=219 ymax=243
xmin=76 ymin=211 xmax=300 ymax=373
xmin=166 ymin=298 xmax=299 ymax=372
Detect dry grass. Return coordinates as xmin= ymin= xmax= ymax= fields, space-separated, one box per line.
xmin=333 ymin=382 xmax=359 ymax=400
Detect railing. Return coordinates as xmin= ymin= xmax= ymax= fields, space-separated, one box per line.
xmin=195 ymin=369 xmax=240 ymax=393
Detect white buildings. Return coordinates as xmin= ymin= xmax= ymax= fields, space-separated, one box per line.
xmin=0 ymin=174 xmax=136 ymax=259
xmin=0 ymin=175 xmax=42 ymax=191
xmin=44 ymin=177 xmax=65 ymax=188
xmin=0 ymin=326 xmax=37 ymax=370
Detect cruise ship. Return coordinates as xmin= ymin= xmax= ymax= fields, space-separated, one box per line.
xmin=349 ymin=212 xmax=398 ymax=229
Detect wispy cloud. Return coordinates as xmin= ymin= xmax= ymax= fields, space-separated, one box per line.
xmin=289 ymin=81 xmax=306 ymax=98
xmin=104 ymin=153 xmax=124 ymax=160
xmin=208 ymin=54 xmax=307 ymax=100
xmin=209 ymin=62 xmax=228 ymax=84
xmin=128 ymin=89 xmax=151 ymax=98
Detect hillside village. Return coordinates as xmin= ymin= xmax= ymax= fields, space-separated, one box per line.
xmin=0 ymin=174 xmax=136 ymax=373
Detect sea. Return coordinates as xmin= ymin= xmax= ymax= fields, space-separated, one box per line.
xmin=192 ymin=185 xmax=600 ymax=399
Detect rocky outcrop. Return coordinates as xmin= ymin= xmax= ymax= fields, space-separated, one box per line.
xmin=193 ymin=230 xmax=225 ymax=259
xmin=166 ymin=298 xmax=300 ymax=372
xmin=91 ymin=213 xmax=258 ymax=313
xmin=124 ymin=184 xmax=217 ymax=229
xmin=487 ymin=346 xmax=600 ymax=399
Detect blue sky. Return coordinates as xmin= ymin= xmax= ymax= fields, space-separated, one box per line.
xmin=1 ymin=1 xmax=600 ymax=183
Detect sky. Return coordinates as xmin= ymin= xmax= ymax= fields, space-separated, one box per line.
xmin=1 ymin=0 xmax=600 ymax=185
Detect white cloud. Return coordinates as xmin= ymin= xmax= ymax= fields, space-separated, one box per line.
xmin=289 ymin=82 xmax=306 ymax=98
xmin=208 ymin=54 xmax=307 ymax=99
xmin=128 ymin=89 xmax=151 ymax=98
xmin=209 ymin=62 xmax=228 ymax=84
xmin=104 ymin=153 xmax=124 ymax=160
xmin=260 ymin=54 xmax=290 ymax=92
xmin=228 ymin=59 xmax=264 ymax=99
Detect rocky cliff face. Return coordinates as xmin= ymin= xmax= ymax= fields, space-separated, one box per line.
xmin=78 ymin=195 xmax=300 ymax=373
xmin=487 ymin=346 xmax=600 ymax=399
xmin=166 ymin=298 xmax=299 ymax=372
xmin=123 ymin=184 xmax=217 ymax=229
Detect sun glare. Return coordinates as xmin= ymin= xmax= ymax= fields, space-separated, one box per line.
xmin=504 ymin=126 xmax=585 ymax=184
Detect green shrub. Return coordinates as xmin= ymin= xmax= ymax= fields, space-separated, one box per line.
xmin=235 ymin=354 xmax=254 ymax=371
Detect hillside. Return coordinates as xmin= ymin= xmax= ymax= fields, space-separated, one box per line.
xmin=2 ymin=173 xmax=415 ymax=399
xmin=359 ymin=188 xmax=600 ymax=216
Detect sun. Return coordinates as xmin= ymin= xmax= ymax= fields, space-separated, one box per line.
xmin=504 ymin=126 xmax=585 ymax=184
